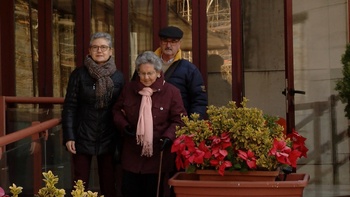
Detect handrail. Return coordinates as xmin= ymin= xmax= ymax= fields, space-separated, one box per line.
xmin=0 ymin=118 xmax=61 ymax=147
xmin=0 ymin=96 xmax=64 ymax=154
xmin=0 ymin=96 xmax=64 ymax=194
xmin=0 ymin=96 xmax=64 ymax=138
xmin=3 ymin=96 xmax=64 ymax=104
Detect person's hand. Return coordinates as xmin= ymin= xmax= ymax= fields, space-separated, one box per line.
xmin=123 ymin=126 xmax=136 ymax=137
xmin=160 ymin=138 xmax=172 ymax=151
xmin=30 ymin=141 xmax=39 ymax=154
xmin=66 ymin=140 xmax=76 ymax=154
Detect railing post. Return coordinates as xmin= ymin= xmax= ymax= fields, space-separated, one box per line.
xmin=0 ymin=96 xmax=6 ymax=138
xmin=0 ymin=96 xmax=4 ymax=157
xmin=31 ymin=121 xmax=42 ymax=194
xmin=0 ymin=96 xmax=7 ymax=193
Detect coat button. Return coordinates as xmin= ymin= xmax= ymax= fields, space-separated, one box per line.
xmin=160 ymin=107 xmax=163 ymax=110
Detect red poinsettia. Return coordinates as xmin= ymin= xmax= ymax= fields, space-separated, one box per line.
xmin=172 ymin=132 xmax=234 ymax=175
xmin=0 ymin=187 xmax=4 ymax=197
xmin=237 ymin=150 xmax=257 ymax=169
xmin=172 ymin=128 xmax=308 ymax=175
xmin=287 ymin=129 xmax=309 ymax=158
xmin=269 ymin=139 xmax=292 ymax=165
xmin=0 ymin=187 xmax=9 ymax=197
xmin=171 ymin=98 xmax=309 ymax=176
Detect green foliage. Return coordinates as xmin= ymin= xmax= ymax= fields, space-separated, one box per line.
xmin=9 ymin=184 xmax=23 ymax=197
xmin=7 ymin=171 xmax=103 ymax=197
xmin=176 ymin=98 xmax=285 ymax=171
xmin=335 ymin=43 xmax=350 ymax=119
xmin=36 ymin=171 xmax=66 ymax=197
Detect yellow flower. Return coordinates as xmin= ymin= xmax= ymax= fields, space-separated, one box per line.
xmin=9 ymin=184 xmax=23 ymax=197
xmin=8 ymin=170 xmax=103 ymax=196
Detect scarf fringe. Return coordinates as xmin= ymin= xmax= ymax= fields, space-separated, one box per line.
xmin=141 ymin=142 xmax=153 ymax=157
xmin=136 ymin=87 xmax=154 ymax=157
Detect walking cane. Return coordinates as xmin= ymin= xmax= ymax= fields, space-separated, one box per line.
xmin=156 ymin=150 xmax=164 ymax=197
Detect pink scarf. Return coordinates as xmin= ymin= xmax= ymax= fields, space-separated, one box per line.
xmin=136 ymin=87 xmax=154 ymax=157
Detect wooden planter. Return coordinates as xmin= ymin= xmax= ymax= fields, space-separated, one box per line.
xmin=168 ymin=172 xmax=309 ymax=197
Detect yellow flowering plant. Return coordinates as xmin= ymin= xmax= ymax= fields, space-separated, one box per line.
xmin=171 ymin=98 xmax=308 ymax=176
xmin=0 ymin=171 xmax=103 ymax=197
xmin=0 ymin=184 xmax=23 ymax=197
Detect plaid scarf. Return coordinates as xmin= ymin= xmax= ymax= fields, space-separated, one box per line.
xmin=84 ymin=55 xmax=116 ymax=109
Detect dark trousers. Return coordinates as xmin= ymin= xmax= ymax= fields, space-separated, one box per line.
xmin=72 ymin=153 xmax=117 ymax=197
xmin=122 ymin=170 xmax=164 ymax=197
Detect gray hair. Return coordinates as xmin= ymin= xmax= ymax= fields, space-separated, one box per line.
xmin=90 ymin=32 xmax=112 ymax=47
xmin=135 ymin=51 xmax=162 ymax=71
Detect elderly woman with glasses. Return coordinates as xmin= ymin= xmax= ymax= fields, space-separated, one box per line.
xmin=62 ymin=32 xmax=124 ymax=197
xmin=113 ymin=51 xmax=187 ymax=197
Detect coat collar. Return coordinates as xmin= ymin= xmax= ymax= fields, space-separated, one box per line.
xmin=132 ymin=71 xmax=165 ymax=94
xmin=154 ymin=48 xmax=182 ymax=62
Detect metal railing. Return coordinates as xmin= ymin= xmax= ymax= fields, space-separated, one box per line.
xmin=0 ymin=96 xmax=64 ymax=194
xmin=0 ymin=96 xmax=64 ymax=136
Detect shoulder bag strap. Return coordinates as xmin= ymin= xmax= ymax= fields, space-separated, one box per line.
xmin=164 ymin=59 xmax=182 ymax=81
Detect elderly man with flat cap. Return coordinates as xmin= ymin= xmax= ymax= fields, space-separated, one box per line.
xmin=154 ymin=26 xmax=208 ymax=197
xmin=154 ymin=26 xmax=208 ymax=120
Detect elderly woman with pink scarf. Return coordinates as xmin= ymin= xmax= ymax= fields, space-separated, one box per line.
xmin=112 ymin=51 xmax=186 ymax=197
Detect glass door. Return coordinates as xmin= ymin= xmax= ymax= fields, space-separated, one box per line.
xmin=242 ymin=0 xmax=286 ymax=119
xmin=128 ymin=0 xmax=154 ymax=79
xmin=53 ymin=0 xmax=76 ymax=97
xmin=206 ymin=0 xmax=232 ymax=107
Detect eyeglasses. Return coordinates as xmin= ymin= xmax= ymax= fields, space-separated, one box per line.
xmin=138 ymin=71 xmax=156 ymax=78
xmin=90 ymin=45 xmax=110 ymax=52
xmin=160 ymin=39 xmax=180 ymax=46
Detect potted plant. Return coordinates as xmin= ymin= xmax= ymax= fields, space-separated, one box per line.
xmin=169 ymin=98 xmax=310 ymax=196
xmin=171 ymin=98 xmax=308 ymax=176
xmin=0 ymin=171 xmax=103 ymax=197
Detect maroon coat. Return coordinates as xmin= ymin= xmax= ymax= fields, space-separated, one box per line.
xmin=112 ymin=75 xmax=187 ymax=174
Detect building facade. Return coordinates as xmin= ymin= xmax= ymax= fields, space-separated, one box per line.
xmin=0 ymin=0 xmax=350 ymax=193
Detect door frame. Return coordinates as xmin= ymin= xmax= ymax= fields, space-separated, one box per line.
xmin=284 ymin=0 xmax=296 ymax=134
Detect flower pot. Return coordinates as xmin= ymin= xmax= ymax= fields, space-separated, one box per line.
xmin=196 ymin=169 xmax=279 ymax=181
xmin=168 ymin=172 xmax=309 ymax=197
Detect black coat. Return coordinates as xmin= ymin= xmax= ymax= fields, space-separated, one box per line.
xmin=62 ymin=66 xmax=124 ymax=155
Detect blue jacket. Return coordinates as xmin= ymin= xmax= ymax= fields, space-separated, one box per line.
xmin=165 ymin=59 xmax=208 ymax=119
xmin=155 ymin=48 xmax=208 ymax=119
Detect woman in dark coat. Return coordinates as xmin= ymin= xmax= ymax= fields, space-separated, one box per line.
xmin=113 ymin=51 xmax=186 ymax=197
xmin=62 ymin=32 xmax=124 ymax=197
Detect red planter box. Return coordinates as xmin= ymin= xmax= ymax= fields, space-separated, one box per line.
xmin=196 ymin=169 xmax=280 ymax=181
xmin=169 ymin=172 xmax=309 ymax=197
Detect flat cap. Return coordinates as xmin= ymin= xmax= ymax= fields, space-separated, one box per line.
xmin=159 ymin=26 xmax=183 ymax=39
